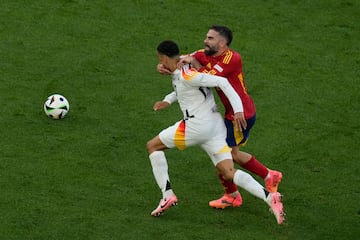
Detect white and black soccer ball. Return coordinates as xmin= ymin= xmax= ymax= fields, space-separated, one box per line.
xmin=44 ymin=94 xmax=70 ymax=119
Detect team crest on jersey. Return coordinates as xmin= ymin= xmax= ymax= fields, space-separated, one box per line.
xmin=214 ymin=64 xmax=223 ymax=72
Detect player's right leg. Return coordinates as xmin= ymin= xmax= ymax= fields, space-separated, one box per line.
xmin=231 ymin=168 xmax=285 ymax=224
xmin=147 ymin=123 xmax=181 ymax=217
xmin=234 ymin=149 xmax=283 ymax=193
xmin=148 ymin=149 xmax=178 ymax=216
xmin=215 ymin=160 xmax=284 ymax=224
xmin=151 ymin=194 xmax=178 ymax=217
xmin=202 ymin=115 xmax=244 ymax=209
xmin=215 ymin=117 xmax=282 ymax=196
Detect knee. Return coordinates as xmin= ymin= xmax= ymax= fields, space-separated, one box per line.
xmin=146 ymin=140 xmax=154 ymax=154
xmin=231 ymin=151 xmax=238 ymax=163
xmin=231 ymin=150 xmax=249 ymax=165
xmin=231 ymin=148 xmax=241 ymax=164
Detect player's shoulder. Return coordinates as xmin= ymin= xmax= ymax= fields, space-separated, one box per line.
xmin=230 ymin=49 xmax=241 ymax=59
xmin=181 ymin=64 xmax=199 ymax=81
xmin=191 ymin=49 xmax=205 ymax=56
xmin=222 ymin=48 xmax=242 ymax=65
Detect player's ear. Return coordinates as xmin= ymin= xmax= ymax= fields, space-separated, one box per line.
xmin=219 ymin=38 xmax=228 ymax=48
xmin=157 ymin=52 xmax=166 ymax=62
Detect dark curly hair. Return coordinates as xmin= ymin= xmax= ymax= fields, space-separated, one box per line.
xmin=157 ymin=40 xmax=179 ymax=57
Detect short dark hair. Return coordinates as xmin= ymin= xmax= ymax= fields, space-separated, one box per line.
xmin=210 ymin=25 xmax=233 ymax=46
xmin=157 ymin=40 xmax=179 ymax=57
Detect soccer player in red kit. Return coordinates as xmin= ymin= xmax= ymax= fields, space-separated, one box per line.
xmin=149 ymin=40 xmax=284 ymax=224
xmin=176 ymin=26 xmax=283 ymax=209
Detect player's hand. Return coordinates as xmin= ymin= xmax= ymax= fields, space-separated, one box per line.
xmin=157 ymin=63 xmax=172 ymax=75
xmin=177 ymin=56 xmax=193 ymax=69
xmin=233 ymin=112 xmax=247 ymax=131
xmin=153 ymin=101 xmax=170 ymax=111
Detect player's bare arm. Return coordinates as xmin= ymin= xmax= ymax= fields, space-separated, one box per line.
xmin=177 ymin=56 xmax=203 ymax=70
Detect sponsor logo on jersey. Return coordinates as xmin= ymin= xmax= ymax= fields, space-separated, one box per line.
xmin=214 ymin=64 xmax=223 ymax=72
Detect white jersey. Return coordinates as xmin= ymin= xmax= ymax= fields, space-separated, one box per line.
xmin=158 ymin=65 xmax=244 ymax=166
xmin=163 ymin=64 xmax=243 ymax=120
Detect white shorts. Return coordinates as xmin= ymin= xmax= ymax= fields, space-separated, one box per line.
xmin=159 ymin=111 xmax=232 ymax=166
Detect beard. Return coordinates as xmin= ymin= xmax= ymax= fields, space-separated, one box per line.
xmin=204 ymin=45 xmax=217 ymax=56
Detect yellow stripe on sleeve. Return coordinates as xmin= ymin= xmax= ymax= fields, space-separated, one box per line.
xmin=222 ymin=50 xmax=233 ymax=64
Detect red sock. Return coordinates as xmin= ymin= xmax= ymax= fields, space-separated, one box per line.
xmin=241 ymin=156 xmax=269 ymax=179
xmin=217 ymin=172 xmax=238 ymax=194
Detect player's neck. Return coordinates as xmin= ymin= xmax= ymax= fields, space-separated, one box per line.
xmin=168 ymin=59 xmax=179 ymax=72
xmin=213 ymin=47 xmax=228 ymax=57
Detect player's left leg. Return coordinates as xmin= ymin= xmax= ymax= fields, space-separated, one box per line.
xmin=208 ymin=172 xmax=242 ymax=209
xmin=216 ymin=159 xmax=285 ymax=224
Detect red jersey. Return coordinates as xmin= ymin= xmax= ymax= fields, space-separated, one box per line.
xmin=192 ymin=49 xmax=256 ymax=120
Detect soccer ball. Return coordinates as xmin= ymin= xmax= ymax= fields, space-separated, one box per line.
xmin=44 ymin=94 xmax=70 ymax=119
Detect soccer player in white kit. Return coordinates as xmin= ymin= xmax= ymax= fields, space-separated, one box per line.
xmin=147 ymin=40 xmax=284 ymax=224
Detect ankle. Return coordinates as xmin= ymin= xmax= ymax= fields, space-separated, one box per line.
xmin=229 ymin=191 xmax=239 ymax=197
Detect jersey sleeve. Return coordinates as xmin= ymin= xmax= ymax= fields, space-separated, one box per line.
xmin=197 ymin=50 xmax=242 ymax=77
xmin=182 ymin=66 xmax=244 ymax=113
xmin=163 ymin=91 xmax=177 ymax=104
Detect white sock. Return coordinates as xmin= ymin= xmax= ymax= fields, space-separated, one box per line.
xmin=233 ymin=170 xmax=267 ymax=201
xmin=149 ymin=151 xmax=174 ymax=198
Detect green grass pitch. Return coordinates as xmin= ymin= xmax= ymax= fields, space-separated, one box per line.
xmin=0 ymin=0 xmax=359 ymax=239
